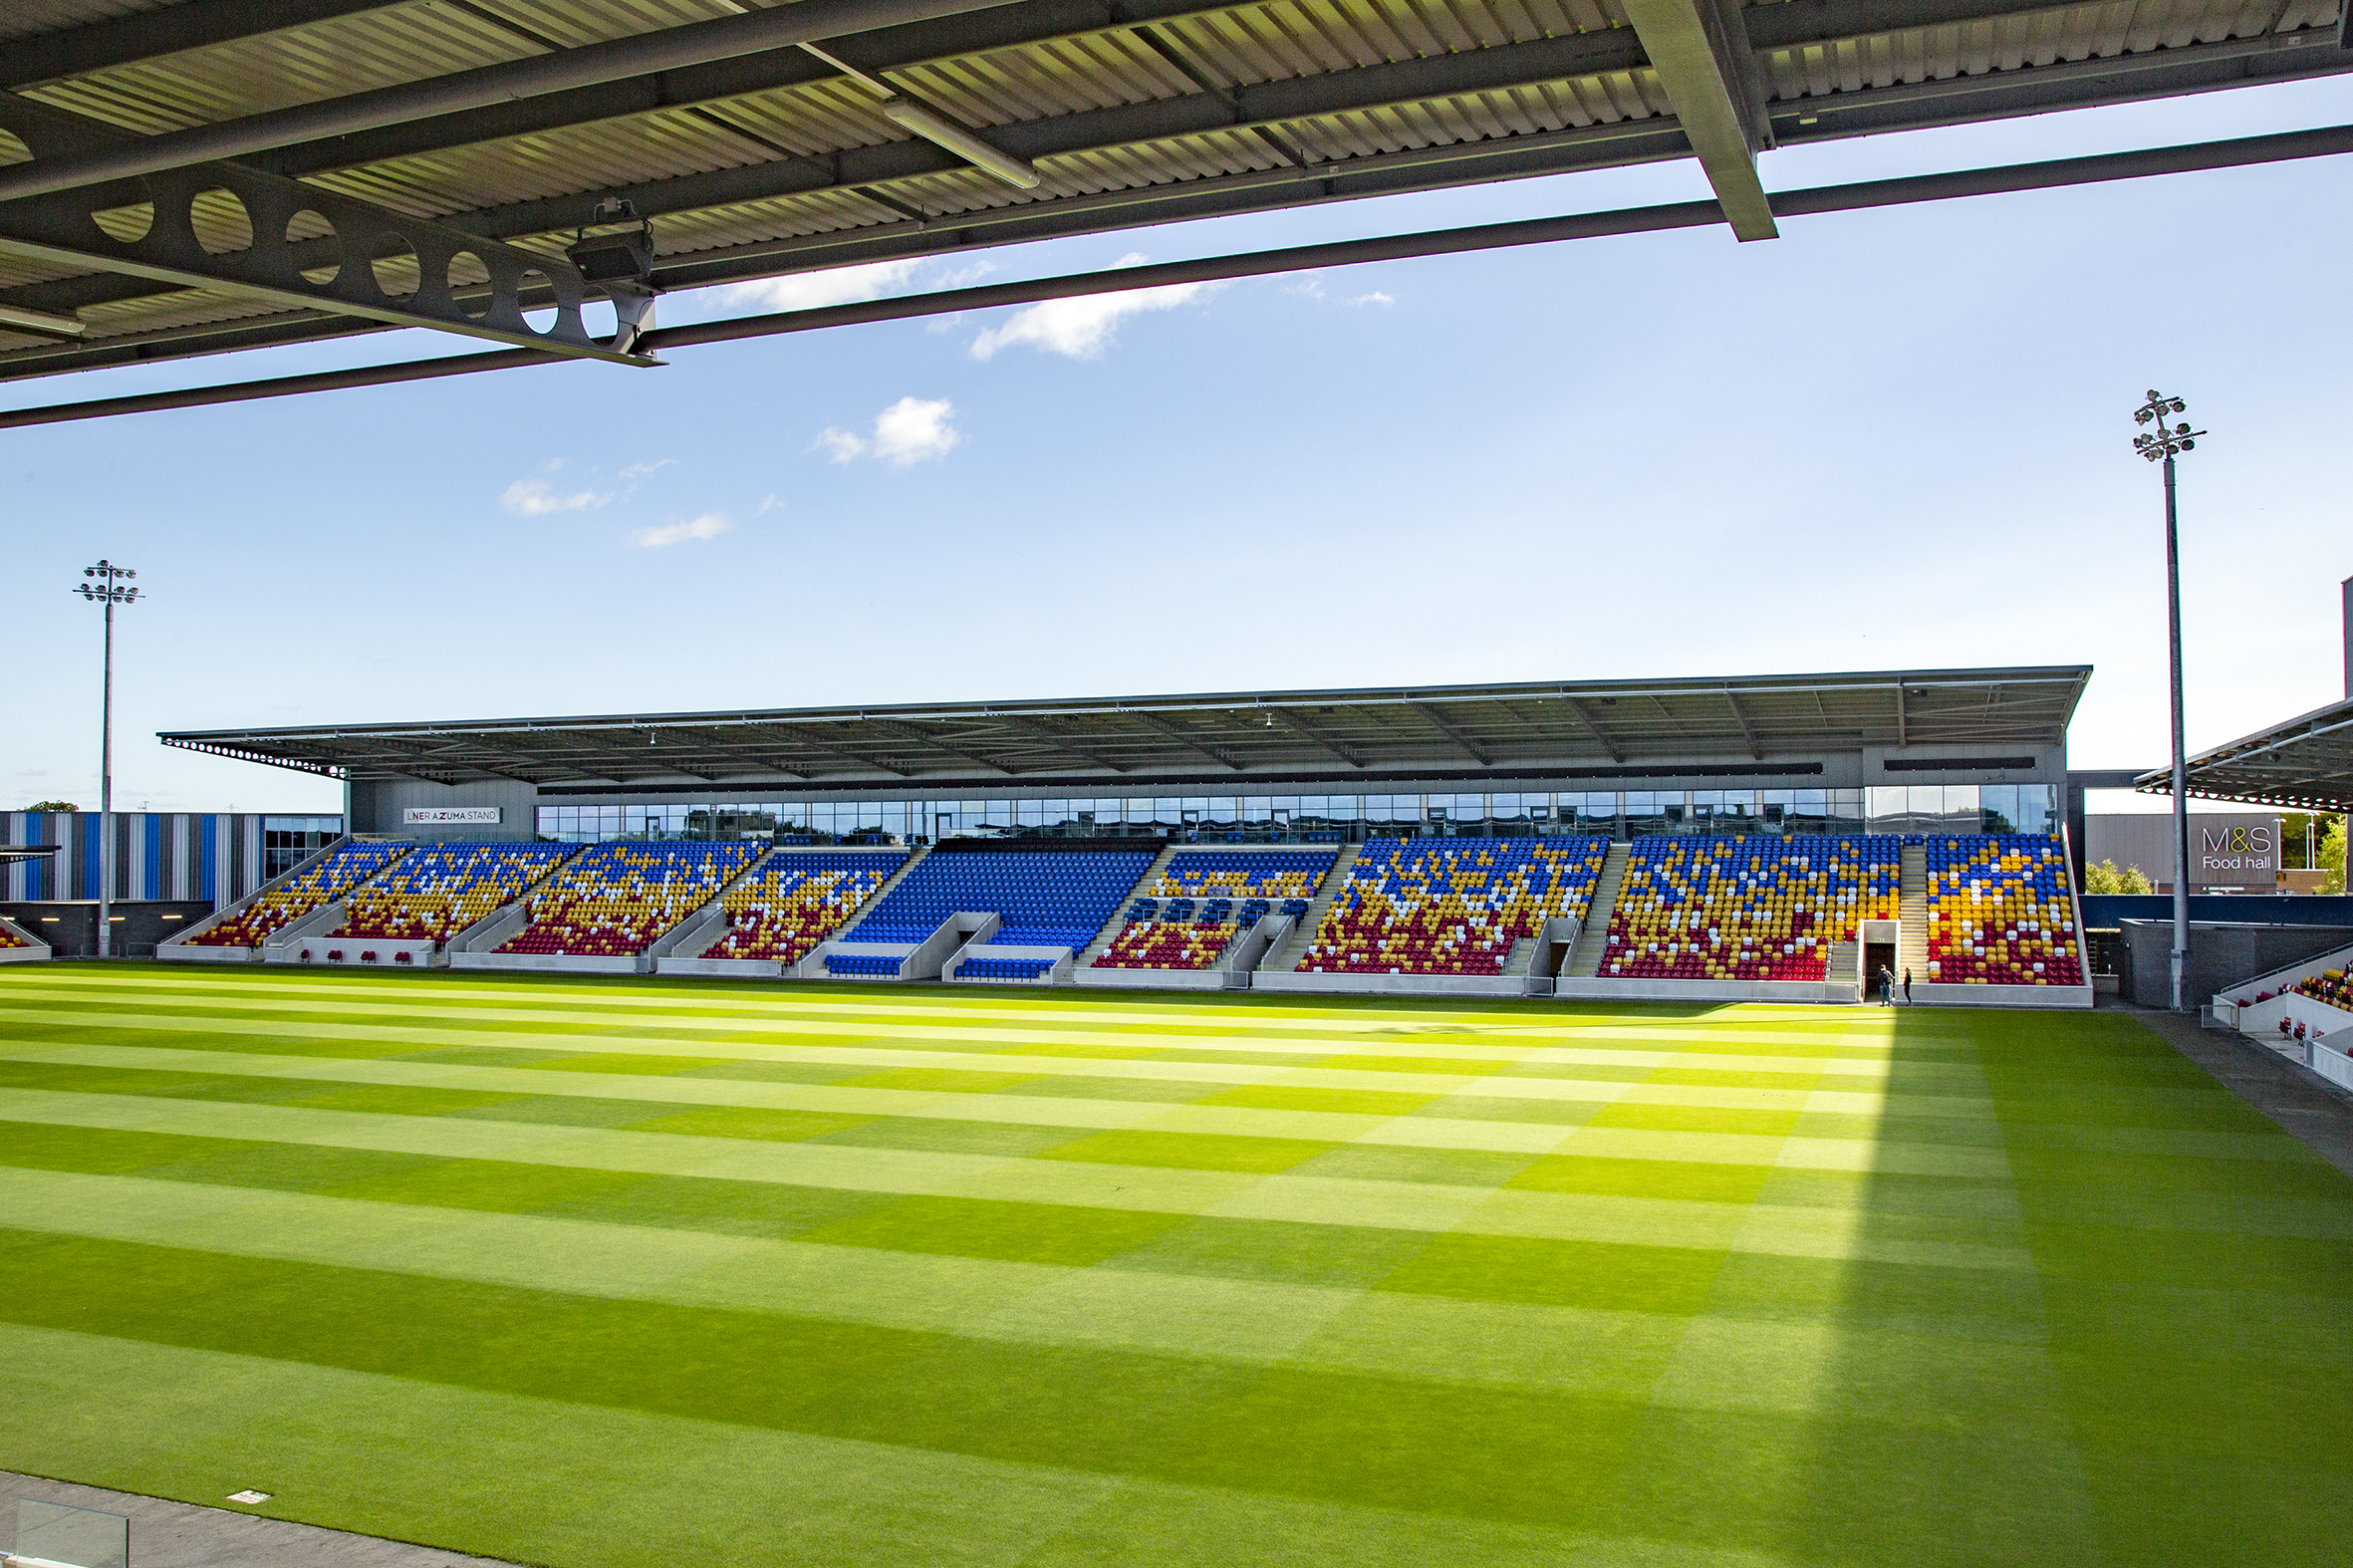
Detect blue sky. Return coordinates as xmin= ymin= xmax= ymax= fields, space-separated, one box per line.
xmin=10 ymin=72 xmax=2352 ymax=815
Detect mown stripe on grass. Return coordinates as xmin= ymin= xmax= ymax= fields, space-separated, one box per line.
xmin=0 ymin=1036 xmax=2002 ymax=1130
xmin=0 ymin=1224 xmax=1663 ymax=1526
xmin=0 ymin=1090 xmax=2025 ymax=1266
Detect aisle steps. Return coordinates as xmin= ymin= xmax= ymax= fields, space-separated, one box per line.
xmin=1075 ymin=842 xmax=1182 ymax=966
xmin=1898 ymin=842 xmax=1929 ymax=981
xmin=1563 ymin=842 xmax=1632 ymax=978
xmin=1260 ymin=843 xmax=1362 ymax=972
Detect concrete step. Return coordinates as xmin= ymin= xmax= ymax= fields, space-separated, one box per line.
xmin=1076 ymin=842 xmax=1183 ymax=966
xmin=1898 ymin=841 xmax=1929 ymax=977
xmin=1825 ymin=940 xmax=1860 ymax=997
xmin=1263 ymin=842 xmax=1363 ymax=972
xmin=1564 ymin=842 xmax=1633 ymax=978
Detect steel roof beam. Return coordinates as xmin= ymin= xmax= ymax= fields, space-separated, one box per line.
xmin=1264 ymin=707 xmax=1367 ymax=769
xmin=1122 ymin=710 xmax=1242 ymax=771
xmin=152 ymin=0 xmax=2056 ymax=193
xmin=858 ymin=716 xmax=1018 ymax=774
xmin=0 ymin=0 xmax=1051 ymax=204
xmin=1617 ymin=0 xmax=1776 ymax=239
xmin=0 ymin=92 xmax=647 ymax=363
xmin=1721 ymin=686 xmax=1763 ymax=761
xmin=14 ymin=113 xmax=2331 ymax=416
xmin=426 ymin=29 xmax=1649 ymax=244
xmin=1408 ymin=703 xmax=1493 ymax=766
xmin=11 ymin=21 xmax=2340 ymax=341
xmin=984 ymin=712 xmax=1132 ymax=773
xmin=1 ymin=0 xmax=402 ymax=89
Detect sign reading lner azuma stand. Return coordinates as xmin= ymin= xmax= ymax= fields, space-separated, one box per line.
xmin=402 ymin=807 xmax=502 ymax=825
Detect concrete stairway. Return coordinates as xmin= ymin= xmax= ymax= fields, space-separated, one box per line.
xmin=1825 ymin=940 xmax=1860 ymax=995
xmin=1898 ymin=841 xmax=1929 ymax=980
xmin=1563 ymin=842 xmax=1632 ymax=978
xmin=1260 ymin=842 xmax=1362 ymax=972
xmin=834 ymin=844 xmax=930 ymax=939
xmin=1076 ymin=842 xmax=1182 ymax=966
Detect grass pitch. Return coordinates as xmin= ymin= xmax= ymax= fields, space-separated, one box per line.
xmin=0 ymin=966 xmax=2347 ymax=1568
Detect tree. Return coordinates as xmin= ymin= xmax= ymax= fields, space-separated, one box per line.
xmin=23 ymin=800 xmax=79 ymax=813
xmin=2321 ymin=816 xmax=2347 ymax=896
xmin=2086 ymin=859 xmax=2154 ymax=895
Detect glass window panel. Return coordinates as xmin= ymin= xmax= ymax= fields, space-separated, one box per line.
xmin=1867 ymin=787 xmax=1909 ymax=834
xmin=2019 ymin=784 xmax=2056 ymax=836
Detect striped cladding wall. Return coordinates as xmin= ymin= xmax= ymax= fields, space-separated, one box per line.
xmin=0 ymin=814 xmax=278 ymax=908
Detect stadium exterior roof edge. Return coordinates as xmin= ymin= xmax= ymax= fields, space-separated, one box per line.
xmin=2134 ymin=695 xmax=2353 ymax=814
xmin=160 ymin=666 xmax=2091 ymax=789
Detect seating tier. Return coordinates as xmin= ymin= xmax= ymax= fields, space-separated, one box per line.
xmin=1602 ymin=837 xmax=1898 ymax=981
xmin=851 ymin=850 xmax=1156 ymax=949
xmin=1094 ymin=851 xmax=1334 ymax=971
xmin=185 ymin=841 xmax=411 ymax=946
xmin=1925 ymin=835 xmax=2082 ymax=986
xmin=496 ymin=841 xmax=760 ymax=957
xmin=1298 ymin=837 xmax=1608 ymax=976
xmin=2295 ymin=969 xmax=2353 ymax=1014
xmin=708 ymin=851 xmax=907 ymax=963
xmin=336 ymin=842 xmax=574 ymax=943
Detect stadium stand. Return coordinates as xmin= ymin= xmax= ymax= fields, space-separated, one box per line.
xmin=1094 ymin=850 xmax=1334 ymax=970
xmin=960 ymin=956 xmax=1058 ymax=981
xmin=0 ymin=921 xmax=32 ymax=949
xmin=2295 ymin=969 xmax=2353 ymax=1012
xmin=707 ymin=851 xmax=906 ymax=963
xmin=184 ymin=840 xmax=411 ymax=947
xmin=825 ymin=952 xmax=904 ymax=977
xmin=336 ymin=842 xmax=573 ymax=943
xmin=1924 ymin=835 xmax=2083 ymax=986
xmin=1600 ymin=837 xmax=1900 ymax=981
xmin=1296 ymin=838 xmax=1608 ymax=975
xmin=849 ymin=849 xmax=1156 ymax=949
xmin=495 ymin=842 xmax=758 ymax=957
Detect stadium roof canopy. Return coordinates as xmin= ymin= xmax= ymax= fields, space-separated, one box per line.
xmin=3 ymin=0 xmax=2351 ymax=421
xmin=159 ymin=665 xmax=2092 ymax=788
xmin=2137 ymin=697 xmax=2353 ymax=814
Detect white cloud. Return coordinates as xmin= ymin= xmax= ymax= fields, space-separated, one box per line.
xmin=1348 ymin=291 xmax=1396 ymax=307
xmin=755 ymin=493 xmax=784 ymax=514
xmin=969 ymin=254 xmax=1218 ymax=360
xmin=499 ymin=478 xmax=611 ymax=515
xmin=814 ymin=427 xmax=869 ymax=463
xmin=816 ymin=396 xmax=962 ymax=467
xmin=618 ymin=458 xmax=677 ymax=480
xmin=720 ymin=259 xmax=922 ymax=313
xmin=628 ymin=513 xmax=731 ymax=548
xmin=871 ymin=396 xmax=960 ymax=464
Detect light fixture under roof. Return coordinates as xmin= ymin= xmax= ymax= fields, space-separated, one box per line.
xmin=0 ymin=302 xmax=86 ymax=337
xmin=878 ymin=98 xmax=1041 ymax=189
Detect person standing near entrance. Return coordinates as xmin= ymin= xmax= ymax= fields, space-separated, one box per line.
xmin=1902 ymin=966 xmax=1914 ymax=1005
xmin=1876 ymin=963 xmax=1893 ymax=1005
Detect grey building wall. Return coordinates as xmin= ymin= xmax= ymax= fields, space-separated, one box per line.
xmin=2085 ymin=813 xmax=2281 ymax=891
xmin=2119 ymin=919 xmax=2353 ymax=1004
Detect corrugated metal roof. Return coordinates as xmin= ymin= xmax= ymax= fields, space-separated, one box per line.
xmin=0 ymin=0 xmax=2345 ymax=373
xmin=0 ymin=1 xmax=169 ymax=47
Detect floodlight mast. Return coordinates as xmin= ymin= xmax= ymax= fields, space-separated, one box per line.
xmin=73 ymin=560 xmax=139 ymax=958
xmin=2131 ymin=392 xmax=2206 ymax=1012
